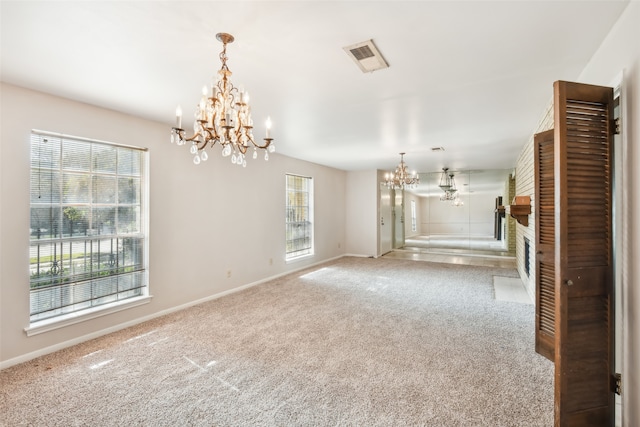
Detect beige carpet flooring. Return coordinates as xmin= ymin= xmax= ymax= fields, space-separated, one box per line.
xmin=0 ymin=257 xmax=553 ymax=426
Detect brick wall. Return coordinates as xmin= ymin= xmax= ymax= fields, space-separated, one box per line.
xmin=505 ymin=174 xmax=516 ymax=253
xmin=516 ymin=102 xmax=554 ymax=299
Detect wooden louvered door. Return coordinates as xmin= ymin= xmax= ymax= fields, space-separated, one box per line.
xmin=554 ymin=80 xmax=614 ymax=426
xmin=534 ymin=129 xmax=555 ymax=362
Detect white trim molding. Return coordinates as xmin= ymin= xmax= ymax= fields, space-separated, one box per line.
xmin=25 ymin=295 xmax=153 ymax=337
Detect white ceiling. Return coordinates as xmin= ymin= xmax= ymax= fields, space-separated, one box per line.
xmin=1 ymin=0 xmax=629 ymax=174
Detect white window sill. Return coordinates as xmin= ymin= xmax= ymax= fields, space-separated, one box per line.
xmin=24 ymin=295 xmax=153 ymax=337
xmin=285 ymin=253 xmax=314 ymax=264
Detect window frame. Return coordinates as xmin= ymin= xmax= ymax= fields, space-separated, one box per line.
xmin=285 ymin=173 xmax=314 ymax=262
xmin=26 ymin=130 xmax=150 ymax=334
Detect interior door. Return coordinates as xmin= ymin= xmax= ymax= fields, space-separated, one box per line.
xmin=393 ymin=189 xmax=404 ymax=249
xmin=379 ymin=185 xmax=392 ymax=255
xmin=534 ymin=129 xmax=555 ymax=362
xmin=553 ymin=80 xmax=615 ymax=426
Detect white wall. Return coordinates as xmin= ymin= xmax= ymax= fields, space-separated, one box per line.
xmin=419 ymin=193 xmax=430 ymax=235
xmin=427 ymin=194 xmax=471 ymax=235
xmin=0 ymin=83 xmax=347 ymax=366
xmin=419 ymin=192 xmax=497 ymax=237
xmin=576 ymin=2 xmax=639 ymax=424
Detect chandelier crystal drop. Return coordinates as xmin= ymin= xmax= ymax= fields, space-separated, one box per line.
xmin=170 ymin=33 xmax=274 ymax=167
xmin=384 ymin=152 xmax=420 ymax=190
xmin=451 ymin=195 xmax=464 ymax=206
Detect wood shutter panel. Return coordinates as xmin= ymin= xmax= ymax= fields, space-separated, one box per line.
xmin=553 ymin=80 xmax=614 ymax=427
xmin=534 ymin=129 xmax=555 ymax=362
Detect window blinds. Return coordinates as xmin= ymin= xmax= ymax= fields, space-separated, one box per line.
xmin=29 ymin=131 xmax=147 ymax=322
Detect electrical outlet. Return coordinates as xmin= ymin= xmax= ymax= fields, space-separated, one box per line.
xmin=338 ymin=242 xmax=341 ymax=249
xmin=226 ymin=270 xmax=231 ymax=278
xmin=269 ymin=258 xmax=273 ymax=266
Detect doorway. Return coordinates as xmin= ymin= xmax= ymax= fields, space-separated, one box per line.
xmin=393 ymin=188 xmax=404 ymax=249
xmin=379 ymin=184 xmax=392 ymax=256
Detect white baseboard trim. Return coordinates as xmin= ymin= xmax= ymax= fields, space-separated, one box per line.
xmin=1 ymin=254 xmax=348 ymax=370
xmin=342 ymin=253 xmax=373 ymax=258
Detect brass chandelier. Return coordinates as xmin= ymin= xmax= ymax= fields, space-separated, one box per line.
xmin=384 ymin=153 xmax=419 ymax=190
xmin=171 ymin=33 xmax=274 ymax=167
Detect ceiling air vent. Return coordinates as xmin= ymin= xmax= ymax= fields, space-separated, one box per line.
xmin=343 ymin=39 xmax=389 ymax=73
xmin=431 ymin=147 xmax=445 ymax=152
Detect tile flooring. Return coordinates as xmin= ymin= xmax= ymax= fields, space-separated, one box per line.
xmin=493 ymin=276 xmax=533 ymax=304
xmin=384 ymin=234 xmax=517 ymax=269
xmin=383 ymin=248 xmax=517 ymax=269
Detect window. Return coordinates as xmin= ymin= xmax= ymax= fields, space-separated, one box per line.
xmin=29 ymin=131 xmax=148 ymax=323
xmin=285 ymin=174 xmax=313 ymax=260
xmin=410 ymin=199 xmax=417 ymax=232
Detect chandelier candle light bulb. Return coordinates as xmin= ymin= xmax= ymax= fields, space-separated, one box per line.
xmin=170 ymin=32 xmax=275 ymax=166
xmin=175 ymin=105 xmax=182 ymax=129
